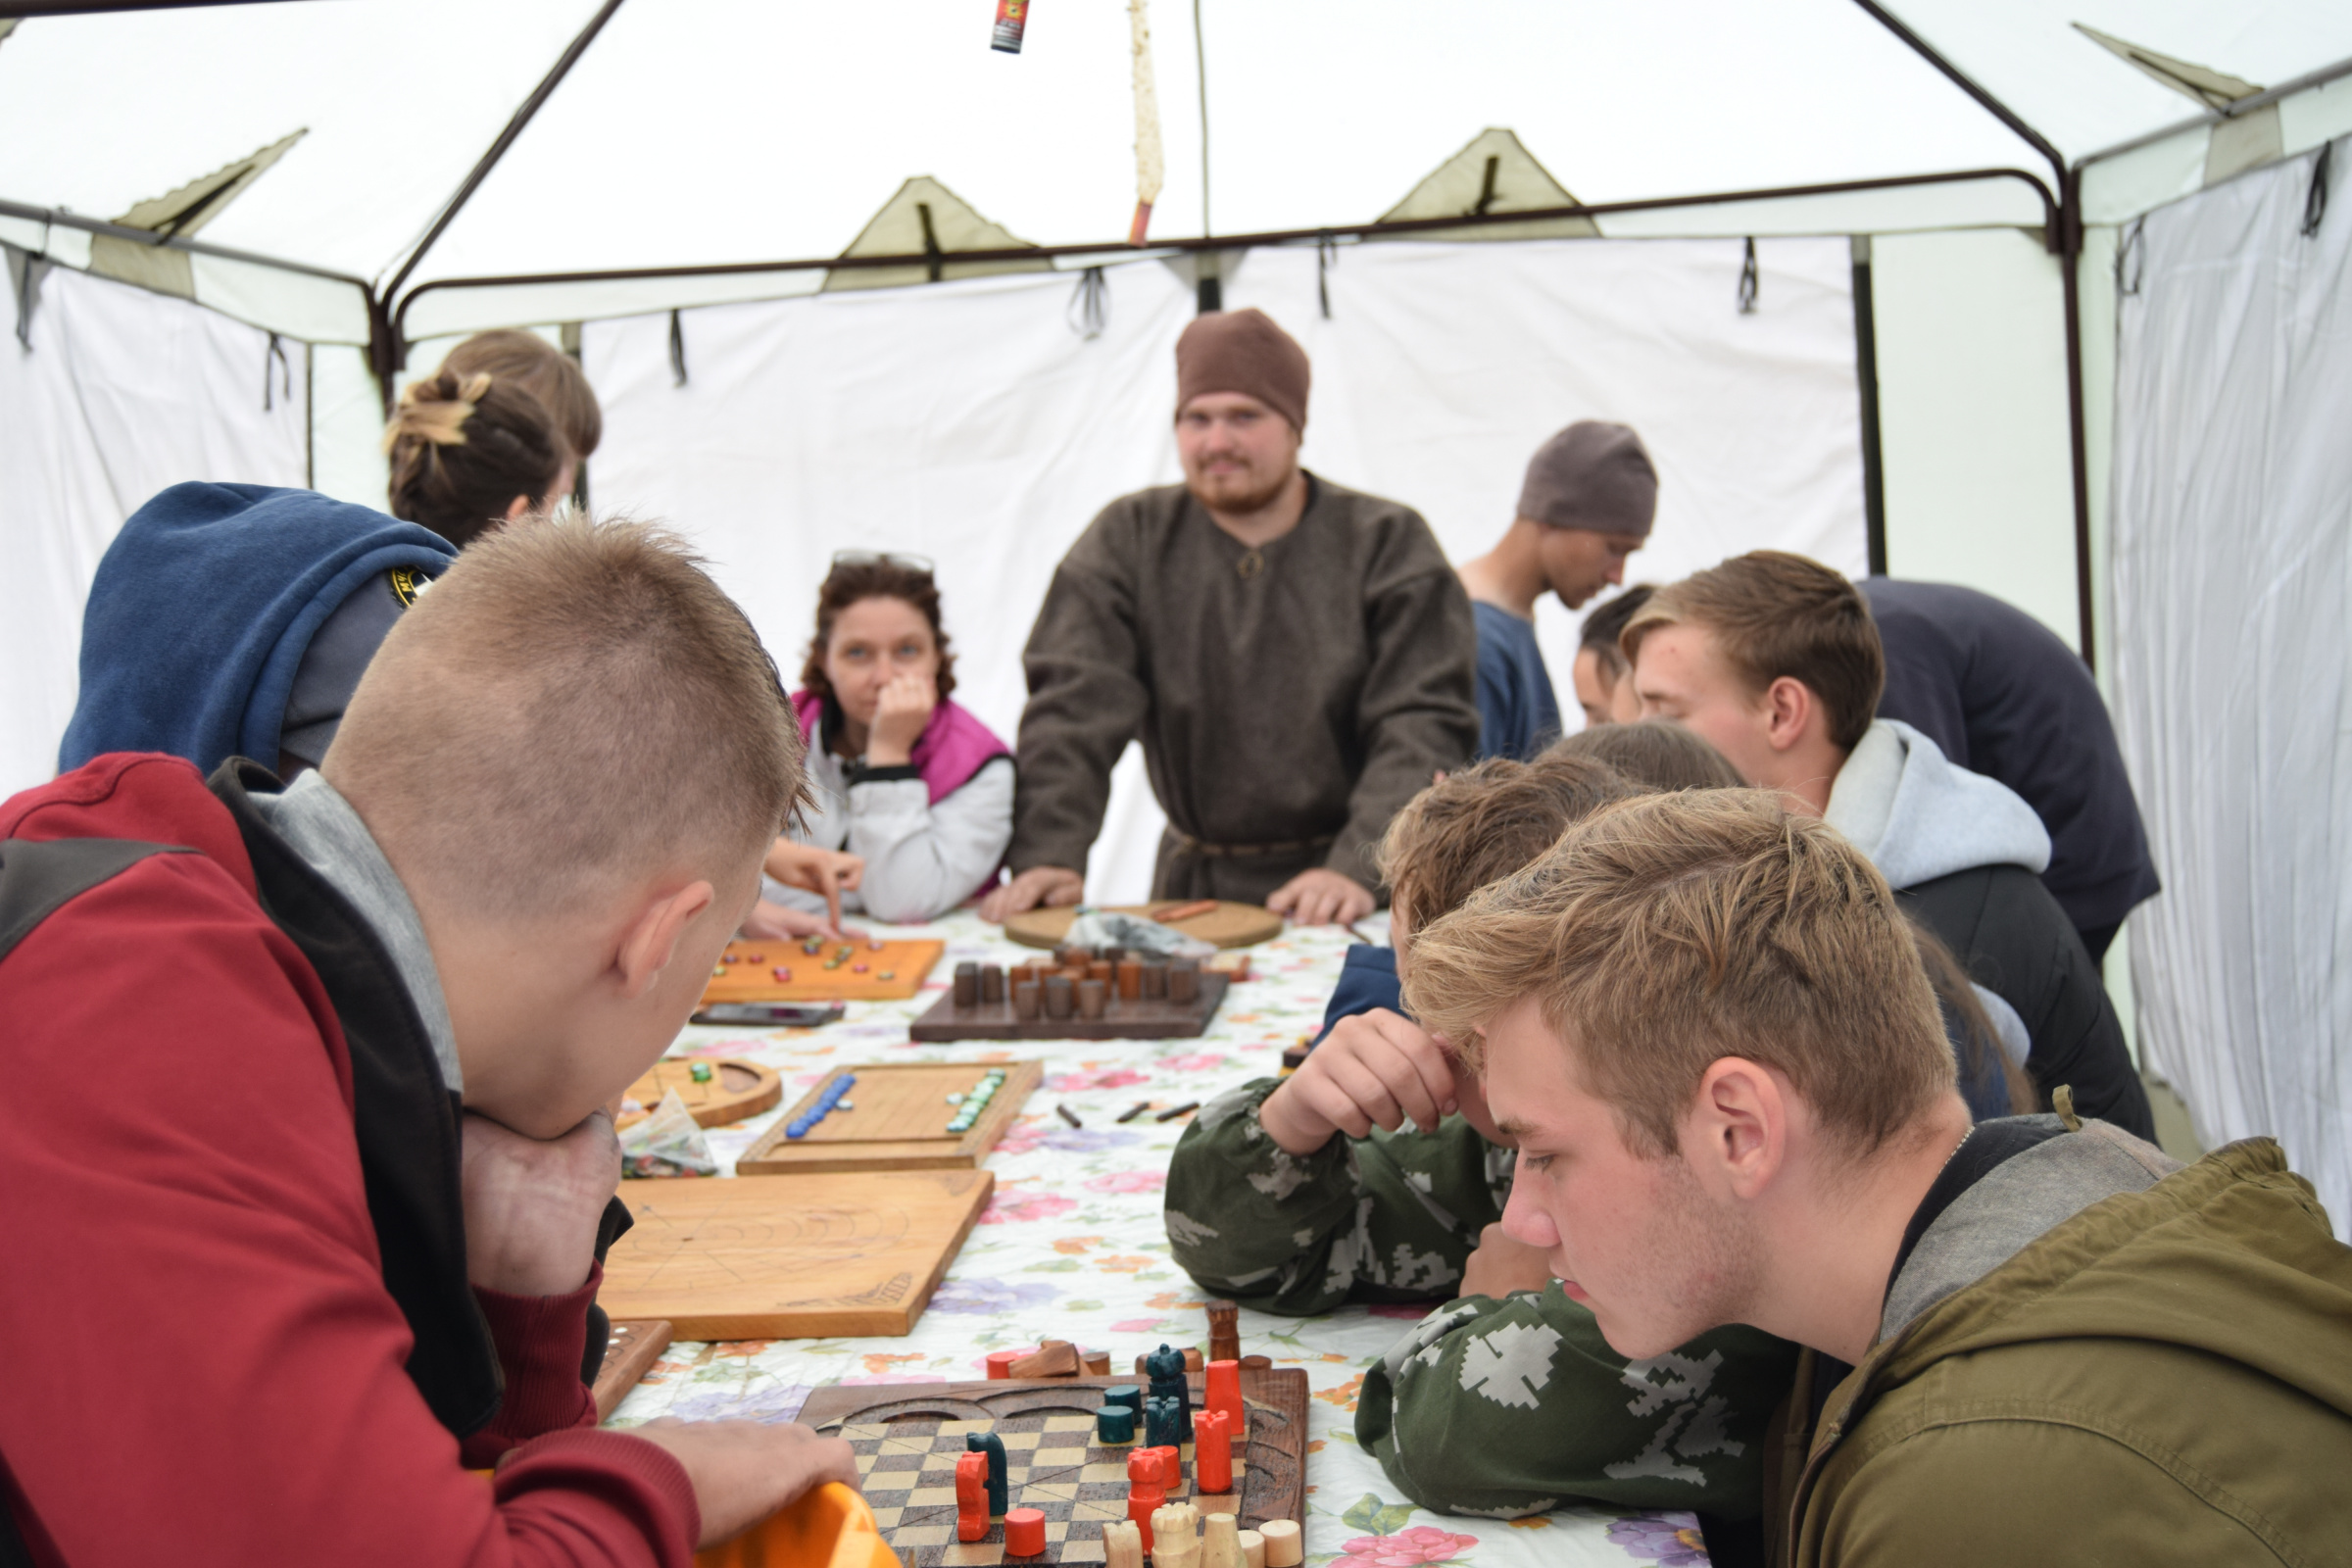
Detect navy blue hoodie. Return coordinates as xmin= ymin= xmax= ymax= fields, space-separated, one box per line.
xmin=60 ymin=484 xmax=456 ymax=775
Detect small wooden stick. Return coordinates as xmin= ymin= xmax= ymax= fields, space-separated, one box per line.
xmin=1056 ymin=1102 xmax=1085 ymax=1128
xmin=1116 ymin=1101 xmax=1153 ymax=1123
xmin=1155 ymin=1102 xmax=1200 ymax=1122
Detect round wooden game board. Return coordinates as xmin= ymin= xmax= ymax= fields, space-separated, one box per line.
xmin=613 ymin=1057 xmax=781 ymax=1131
xmin=1001 ymin=902 xmax=1281 ymax=952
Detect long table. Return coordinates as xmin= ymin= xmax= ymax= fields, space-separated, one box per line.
xmin=611 ymin=909 xmax=1711 ymax=1568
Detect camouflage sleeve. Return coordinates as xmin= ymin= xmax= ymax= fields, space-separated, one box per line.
xmin=1163 ymin=1079 xmax=1510 ymax=1317
xmin=1355 ymin=1286 xmax=1801 ymax=1520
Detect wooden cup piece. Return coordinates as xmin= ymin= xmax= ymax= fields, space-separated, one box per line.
xmin=981 ymin=964 xmax=1005 ymax=1003
xmin=1078 ymin=978 xmax=1108 ymax=1019
xmin=1012 ymin=981 xmax=1043 ymax=1020
xmin=1168 ymin=960 xmax=1199 ymax=1004
xmin=1141 ymin=961 xmax=1168 ymax=999
xmin=1045 ymin=975 xmax=1076 ymax=1019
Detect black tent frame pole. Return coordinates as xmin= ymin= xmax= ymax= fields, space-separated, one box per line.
xmin=367 ymin=0 xmax=624 ymax=402
xmin=1848 ymin=0 xmax=2096 ymax=668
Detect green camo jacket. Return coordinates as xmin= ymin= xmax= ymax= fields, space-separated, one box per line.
xmin=1165 ymin=1079 xmax=1798 ymax=1519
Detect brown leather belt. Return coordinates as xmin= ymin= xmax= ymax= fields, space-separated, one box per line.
xmin=1164 ymin=828 xmax=1338 ymax=859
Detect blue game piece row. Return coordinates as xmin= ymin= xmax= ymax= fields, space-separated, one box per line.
xmin=784 ymin=1073 xmax=858 ymax=1140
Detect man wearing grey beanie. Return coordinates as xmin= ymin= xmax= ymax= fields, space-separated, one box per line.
xmin=1456 ymin=421 xmax=1658 ymax=759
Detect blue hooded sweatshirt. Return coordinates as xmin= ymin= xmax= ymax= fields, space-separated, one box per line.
xmin=59 ymin=483 xmax=458 ymax=775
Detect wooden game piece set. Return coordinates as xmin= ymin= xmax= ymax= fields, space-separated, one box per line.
xmin=910 ymin=946 xmax=1230 ymax=1043
xmin=740 ymin=1060 xmax=1044 ymax=1175
xmin=802 ymin=1303 xmax=1303 ymax=1567
xmin=701 ymin=935 xmax=947 ymax=1004
xmin=783 ymin=1072 xmax=858 ymax=1139
xmin=614 ymin=1057 xmax=782 ymax=1131
xmin=947 ymin=1068 xmax=1010 ymax=1135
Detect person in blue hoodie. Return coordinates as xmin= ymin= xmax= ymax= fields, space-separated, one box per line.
xmin=1622 ymin=550 xmax=2153 ymax=1138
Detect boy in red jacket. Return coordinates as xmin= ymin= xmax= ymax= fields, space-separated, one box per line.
xmin=0 ymin=517 xmax=850 ymax=1566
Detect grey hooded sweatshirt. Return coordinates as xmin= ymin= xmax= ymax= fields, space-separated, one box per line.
xmin=1826 ymin=721 xmax=2153 ymax=1139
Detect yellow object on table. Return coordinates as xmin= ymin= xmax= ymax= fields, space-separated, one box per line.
xmin=699 ymin=1482 xmax=900 ymax=1568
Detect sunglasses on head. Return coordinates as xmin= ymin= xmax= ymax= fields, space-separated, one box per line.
xmin=831 ymin=550 xmax=935 ymax=575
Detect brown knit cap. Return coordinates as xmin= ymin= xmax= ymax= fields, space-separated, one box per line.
xmin=1175 ymin=308 xmax=1310 ymax=432
xmin=1516 ymin=420 xmax=1659 ymax=536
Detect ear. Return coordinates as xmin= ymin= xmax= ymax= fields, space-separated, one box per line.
xmin=1761 ymin=676 xmax=1818 ymax=754
xmin=1683 ymin=1056 xmax=1786 ymax=1200
xmin=612 ymin=880 xmax=717 ymax=1001
xmin=504 ymin=493 xmax=536 ymax=522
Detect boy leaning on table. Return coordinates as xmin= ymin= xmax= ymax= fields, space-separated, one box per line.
xmin=1162 ymin=755 xmax=1797 ymax=1541
xmin=0 ymin=517 xmax=854 ymax=1565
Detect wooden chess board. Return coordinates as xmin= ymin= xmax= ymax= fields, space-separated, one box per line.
xmin=907 ymin=975 xmax=1229 ymax=1043
xmin=598 ymin=1170 xmax=993 ymax=1338
xmin=799 ymin=1368 xmax=1307 ymax=1568
xmin=739 ymin=1061 xmax=1043 ymax=1176
xmin=702 ymin=937 xmax=946 ymax=1004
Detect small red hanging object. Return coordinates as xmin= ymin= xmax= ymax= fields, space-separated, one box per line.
xmin=992 ymin=0 xmax=1029 ymax=54
xmin=1128 ymin=200 xmax=1154 ymax=246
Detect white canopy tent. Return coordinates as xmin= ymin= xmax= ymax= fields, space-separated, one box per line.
xmin=5 ymin=1 xmax=2352 ymax=1223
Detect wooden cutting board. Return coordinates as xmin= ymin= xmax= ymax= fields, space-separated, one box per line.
xmin=1001 ymin=901 xmax=1281 ymax=951
xmin=701 ymin=937 xmax=946 ymax=1004
xmin=598 ymin=1169 xmax=993 ymax=1339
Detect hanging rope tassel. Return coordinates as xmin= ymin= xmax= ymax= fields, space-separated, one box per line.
xmin=1068 ymin=266 xmax=1109 ymax=340
xmin=1128 ymin=0 xmax=1164 ymax=244
xmin=1737 ymin=237 xmax=1760 ymax=315
xmin=1317 ymin=232 xmax=1338 ymax=319
xmin=263 ymin=332 xmax=293 ymax=411
xmin=668 ymin=309 xmax=688 ymax=388
xmin=2302 ymin=140 xmax=2333 ymax=239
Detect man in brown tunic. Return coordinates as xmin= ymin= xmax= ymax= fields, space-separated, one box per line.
xmin=978 ymin=309 xmax=1478 ymax=927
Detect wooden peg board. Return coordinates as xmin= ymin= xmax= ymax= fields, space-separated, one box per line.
xmin=701 ymin=937 xmax=946 ymax=1004
xmin=614 ymin=1058 xmax=781 ymax=1131
xmin=737 ymin=1059 xmax=1043 ymax=1176
xmin=598 ymin=1168 xmax=993 ymax=1339
xmin=1001 ymin=901 xmax=1281 ymax=952
xmin=907 ymin=973 xmax=1228 ymax=1042
xmin=591 ymin=1319 xmax=672 ymax=1420
xmin=797 ymin=1364 xmax=1309 ymax=1566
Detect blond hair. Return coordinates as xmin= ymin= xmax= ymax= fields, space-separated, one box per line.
xmin=1403 ymin=789 xmax=1954 ymax=1159
xmin=1377 ymin=755 xmax=1638 ymax=933
xmin=1623 ymin=552 xmax=1884 ymax=751
xmin=328 ymin=514 xmax=805 ymax=914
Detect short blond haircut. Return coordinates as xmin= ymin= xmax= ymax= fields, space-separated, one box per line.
xmin=1376 ymin=756 xmax=1638 ymax=934
xmin=328 ymin=514 xmax=805 ymax=914
xmin=1403 ymin=789 xmax=1954 ymax=1159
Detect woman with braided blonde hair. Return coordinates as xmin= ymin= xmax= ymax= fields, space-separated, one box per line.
xmin=383 ymin=366 xmax=572 ymax=548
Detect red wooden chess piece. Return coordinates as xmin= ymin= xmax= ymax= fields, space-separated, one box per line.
xmin=1149 ymin=1445 xmax=1180 ymax=1488
xmin=1193 ymin=1407 xmax=1233 ymax=1494
xmin=1205 ymin=1358 xmax=1244 ymax=1436
xmin=1126 ymin=1449 xmax=1164 ymax=1552
xmin=956 ymin=1452 xmax=991 ymax=1543
xmin=1004 ymin=1507 xmax=1048 ymax=1557
xmin=985 ymin=1348 xmax=1025 ymax=1380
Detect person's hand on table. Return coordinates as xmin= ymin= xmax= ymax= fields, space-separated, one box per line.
xmin=740 ymin=898 xmax=861 ymax=945
xmin=1459 ymin=1221 xmax=1557 ymax=1298
xmin=1267 ymin=868 xmax=1375 ymax=928
xmin=1258 ymin=1008 xmax=1457 ymax=1156
xmin=459 ymin=1109 xmax=620 ymax=1297
xmin=763 ymin=840 xmax=863 ymax=934
xmin=864 ymin=670 xmax=939 ymax=767
xmin=628 ymin=1419 xmax=860 ymax=1547
xmin=978 ymin=865 xmax=1084 ymax=923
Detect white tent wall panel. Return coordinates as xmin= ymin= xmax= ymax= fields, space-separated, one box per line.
xmin=1872 ymin=227 xmax=2082 ymax=648
xmin=584 ymin=237 xmax=1864 ymax=905
xmin=310 ymin=343 xmax=392 ymax=511
xmin=2 ymin=262 xmax=309 ymax=793
xmin=2110 ymin=136 xmax=2352 ymax=1239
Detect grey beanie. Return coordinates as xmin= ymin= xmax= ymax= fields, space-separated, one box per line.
xmin=1516 ymin=421 xmax=1658 ymax=536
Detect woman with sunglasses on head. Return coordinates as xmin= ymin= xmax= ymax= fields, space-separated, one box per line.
xmin=746 ymin=553 xmax=1013 ymax=932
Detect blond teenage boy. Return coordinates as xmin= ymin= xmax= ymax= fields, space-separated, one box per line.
xmin=1405 ymin=791 xmax=2352 ymax=1566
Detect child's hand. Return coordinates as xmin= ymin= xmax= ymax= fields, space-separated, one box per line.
xmin=763 ymin=839 xmax=865 ymax=932
xmin=1258 ymin=1008 xmax=1458 ymax=1156
xmin=866 ymin=670 xmax=939 ymax=765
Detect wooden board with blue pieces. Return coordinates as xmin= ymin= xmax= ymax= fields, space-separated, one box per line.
xmin=738 ymin=1060 xmax=1044 ymax=1177
xmin=796 ymin=1364 xmax=1308 ymax=1568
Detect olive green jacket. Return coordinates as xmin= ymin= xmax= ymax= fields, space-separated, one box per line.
xmin=1165 ymin=1079 xmax=1797 ymax=1518
xmin=1773 ymin=1129 xmax=2352 ymax=1567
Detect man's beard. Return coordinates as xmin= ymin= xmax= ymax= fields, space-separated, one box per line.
xmin=1189 ymin=462 xmax=1294 ymax=515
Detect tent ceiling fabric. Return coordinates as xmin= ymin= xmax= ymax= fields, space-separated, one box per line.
xmin=0 ymin=0 xmax=2347 ymax=321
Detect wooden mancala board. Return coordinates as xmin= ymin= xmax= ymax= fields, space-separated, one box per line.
xmin=597 ymin=1169 xmax=992 ymax=1338
xmin=702 ymin=936 xmax=946 ymax=1004
xmin=799 ymin=1366 xmax=1308 ymax=1567
xmin=739 ymin=1060 xmax=1042 ymax=1176
xmin=591 ymin=1319 xmax=672 ymax=1421
xmin=908 ymin=971 xmax=1228 ymax=1043
xmin=1002 ymin=901 xmax=1281 ymax=952
xmin=614 ymin=1058 xmax=781 ymax=1131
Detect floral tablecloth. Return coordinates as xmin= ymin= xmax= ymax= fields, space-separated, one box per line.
xmin=612 ymin=909 xmax=1710 ymax=1568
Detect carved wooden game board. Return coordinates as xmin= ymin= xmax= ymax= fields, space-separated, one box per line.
xmin=1001 ymin=903 xmax=1281 ymax=952
xmin=591 ymin=1319 xmax=672 ymax=1421
xmin=738 ymin=1060 xmax=1043 ymax=1176
xmin=907 ymin=975 xmax=1229 ymax=1043
xmin=597 ymin=1170 xmax=993 ymax=1338
xmin=798 ymin=1367 xmax=1308 ymax=1567
xmin=614 ymin=1058 xmax=781 ymax=1131
xmin=702 ymin=937 xmax=947 ymax=1004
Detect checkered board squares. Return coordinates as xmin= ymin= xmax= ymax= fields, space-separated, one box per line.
xmin=842 ymin=1413 xmax=1248 ymax=1567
